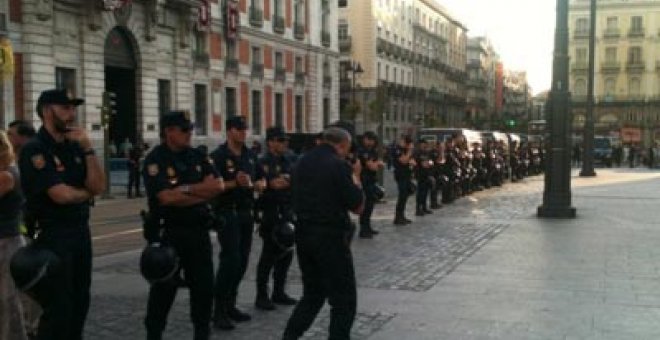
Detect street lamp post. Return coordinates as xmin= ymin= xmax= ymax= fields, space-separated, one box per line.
xmin=580 ymin=0 xmax=597 ymax=177
xmin=538 ymin=0 xmax=577 ymax=218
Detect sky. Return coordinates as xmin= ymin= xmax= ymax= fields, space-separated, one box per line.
xmin=440 ymin=0 xmax=557 ymax=95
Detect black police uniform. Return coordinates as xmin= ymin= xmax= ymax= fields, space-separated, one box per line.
xmin=210 ymin=136 xmax=262 ymax=325
xmin=282 ymin=143 xmax=363 ymax=340
xmin=127 ymin=144 xmax=143 ymax=198
xmin=393 ymin=143 xmax=413 ymax=223
xmin=357 ymin=143 xmax=379 ymax=235
xmin=414 ymin=145 xmax=433 ymax=215
xmin=254 ymin=143 xmax=296 ymax=308
xmin=142 ymin=132 xmax=218 ymax=339
xmin=19 ymin=127 xmax=93 ymax=340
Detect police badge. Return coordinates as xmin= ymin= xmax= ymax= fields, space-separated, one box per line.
xmin=31 ymin=154 xmax=45 ymax=170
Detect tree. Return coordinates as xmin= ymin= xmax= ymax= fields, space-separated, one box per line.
xmin=341 ymin=101 xmax=361 ymax=121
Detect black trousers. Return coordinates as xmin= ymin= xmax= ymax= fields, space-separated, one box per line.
xmin=283 ymin=230 xmax=356 ymax=340
xmin=415 ymin=178 xmax=430 ymax=209
xmin=395 ymin=178 xmax=411 ymax=219
xmin=127 ymin=166 xmax=141 ymax=196
xmin=34 ymin=226 xmax=92 ymax=340
xmin=214 ymin=209 xmax=254 ymax=310
xmin=145 ymin=226 xmax=214 ymax=336
xmin=358 ymin=182 xmax=376 ymax=229
xmin=255 ymin=218 xmax=293 ymax=297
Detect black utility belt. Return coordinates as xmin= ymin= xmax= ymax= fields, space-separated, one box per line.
xmin=216 ymin=204 xmax=253 ymax=212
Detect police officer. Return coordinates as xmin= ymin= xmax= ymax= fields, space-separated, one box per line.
xmin=254 ymin=126 xmax=297 ymax=311
xmin=393 ymin=135 xmax=415 ymax=225
xmin=127 ymin=141 xmax=144 ymax=198
xmin=414 ymin=139 xmax=434 ymax=216
xmin=142 ymin=111 xmax=224 ymax=340
xmin=282 ymin=127 xmax=364 ymax=340
xmin=357 ymin=131 xmax=383 ymax=238
xmin=19 ymin=88 xmax=106 ymax=340
xmin=211 ymin=116 xmax=266 ymax=330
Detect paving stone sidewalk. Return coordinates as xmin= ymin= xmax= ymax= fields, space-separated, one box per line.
xmin=85 ymin=169 xmax=660 ymax=339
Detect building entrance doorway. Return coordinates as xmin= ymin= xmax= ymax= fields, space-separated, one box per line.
xmin=104 ymin=27 xmax=138 ymax=156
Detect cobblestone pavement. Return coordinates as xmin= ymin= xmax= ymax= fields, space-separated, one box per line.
xmin=84 ymin=169 xmax=660 ymax=339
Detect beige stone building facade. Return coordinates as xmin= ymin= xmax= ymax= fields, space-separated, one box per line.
xmin=0 ymin=0 xmax=338 ymax=153
xmin=466 ymin=36 xmax=498 ymax=128
xmin=569 ymin=0 xmax=660 ymax=146
xmin=338 ymin=0 xmax=467 ymax=141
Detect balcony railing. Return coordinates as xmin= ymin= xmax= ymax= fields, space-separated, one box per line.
xmin=272 ymin=15 xmax=285 ymax=34
xmin=193 ymin=52 xmax=209 ymax=68
xmin=295 ymin=72 xmax=305 ymax=85
xmin=573 ymin=30 xmax=589 ymax=39
xmin=294 ymin=23 xmax=305 ymax=40
xmin=601 ymin=61 xmax=620 ymax=73
xmin=249 ymin=7 xmax=263 ymax=27
xmin=626 ymin=60 xmax=645 ymax=72
xmin=339 ymin=36 xmax=352 ymax=52
xmin=275 ymin=67 xmax=286 ymax=82
xmin=628 ymin=27 xmax=645 ymax=38
xmin=321 ymin=31 xmax=331 ymax=47
xmin=572 ymin=62 xmax=588 ymax=72
xmin=603 ymin=28 xmax=620 ymax=39
xmin=251 ymin=63 xmax=264 ymax=79
xmin=225 ymin=58 xmax=239 ymax=73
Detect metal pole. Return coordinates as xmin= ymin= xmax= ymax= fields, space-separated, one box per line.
xmin=538 ymin=0 xmax=577 ymax=218
xmin=580 ymin=0 xmax=597 ymax=177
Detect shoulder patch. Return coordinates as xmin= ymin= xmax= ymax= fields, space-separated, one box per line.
xmin=31 ymin=154 xmax=46 ymax=170
xmin=147 ymin=164 xmax=159 ymax=176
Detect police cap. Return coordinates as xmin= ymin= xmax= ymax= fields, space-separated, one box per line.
xmin=160 ymin=110 xmax=194 ymax=131
xmin=266 ymin=126 xmax=289 ymax=141
xmin=363 ymin=131 xmax=378 ymax=141
xmin=226 ymin=116 xmax=248 ymax=130
xmin=36 ymin=89 xmax=84 ymax=118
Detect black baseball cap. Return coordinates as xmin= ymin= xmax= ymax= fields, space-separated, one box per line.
xmin=160 ymin=110 xmax=194 ymax=130
xmin=226 ymin=116 xmax=247 ymax=130
xmin=36 ymin=89 xmax=84 ymax=117
xmin=266 ymin=126 xmax=288 ymax=141
xmin=363 ymin=131 xmax=378 ymax=141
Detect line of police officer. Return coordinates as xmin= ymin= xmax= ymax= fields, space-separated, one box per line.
xmin=391 ymin=133 xmax=545 ymax=223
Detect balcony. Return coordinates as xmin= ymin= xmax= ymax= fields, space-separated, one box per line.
xmin=251 ymin=63 xmax=264 ymax=79
xmin=571 ymin=62 xmax=588 ymax=72
xmin=573 ymin=30 xmax=589 ymax=39
xmin=273 ymin=15 xmax=285 ymax=34
xmin=193 ymin=52 xmax=209 ymax=68
xmin=225 ymin=58 xmax=239 ymax=73
xmin=600 ymin=61 xmax=620 ymax=73
xmin=249 ymin=7 xmax=263 ymax=27
xmin=294 ymin=23 xmax=305 ymax=40
xmin=603 ymin=28 xmax=620 ymax=39
xmin=295 ymin=72 xmax=305 ymax=85
xmin=628 ymin=27 xmax=645 ymax=38
xmin=321 ymin=31 xmax=331 ymax=47
xmin=626 ymin=60 xmax=645 ymax=72
xmin=323 ymin=75 xmax=332 ymax=88
xmin=274 ymin=67 xmax=286 ymax=82
xmin=339 ymin=36 xmax=352 ymax=52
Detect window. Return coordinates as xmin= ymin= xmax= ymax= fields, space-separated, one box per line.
xmin=158 ymin=79 xmax=171 ymax=117
xmin=606 ymin=16 xmax=618 ymax=29
xmin=252 ymin=46 xmax=262 ymax=64
xmin=393 ymin=66 xmax=397 ymax=82
xmin=193 ymin=32 xmax=207 ymax=56
xmin=339 ymin=23 xmax=349 ymax=39
xmin=631 ymin=16 xmax=643 ymax=31
xmin=194 ymin=84 xmax=208 ymax=135
xmin=339 ymin=0 xmax=347 ymax=8
xmin=576 ymin=18 xmax=589 ymax=33
xmin=576 ymin=48 xmax=587 ymax=63
xmin=385 ymin=65 xmax=389 ymax=81
xmin=55 ymin=67 xmax=76 ymax=96
xmin=295 ymin=95 xmax=303 ymax=132
xmin=628 ymin=46 xmax=642 ymax=63
xmin=605 ymin=47 xmax=617 ymax=62
xmin=377 ymin=62 xmax=381 ymax=80
xmin=275 ymin=52 xmax=283 ymax=69
xmin=252 ymin=90 xmax=262 ymax=134
xmin=274 ymin=0 xmax=282 ymax=17
xmin=295 ymin=0 xmax=305 ymax=25
xmin=295 ymin=56 xmax=303 ymax=74
xmin=226 ymin=40 xmax=236 ymax=59
xmin=629 ymin=77 xmax=641 ymax=95
xmin=226 ymin=87 xmax=237 ymax=118
xmin=275 ymin=93 xmax=284 ymax=127
xmin=574 ymin=79 xmax=586 ymax=95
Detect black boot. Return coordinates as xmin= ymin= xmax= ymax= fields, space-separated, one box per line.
xmin=423 ymin=205 xmax=433 ymax=214
xmin=415 ymin=206 xmax=425 ymax=216
xmin=146 ymin=331 xmax=162 ymax=340
xmin=227 ymin=306 xmax=251 ymax=322
xmin=272 ymin=291 xmax=297 ymax=305
xmin=359 ymin=226 xmax=374 ymax=239
xmin=212 ymin=303 xmax=235 ymax=330
xmin=255 ymin=289 xmax=276 ymax=310
xmin=194 ymin=326 xmax=210 ymax=340
xmin=393 ymin=216 xmax=408 ymax=225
